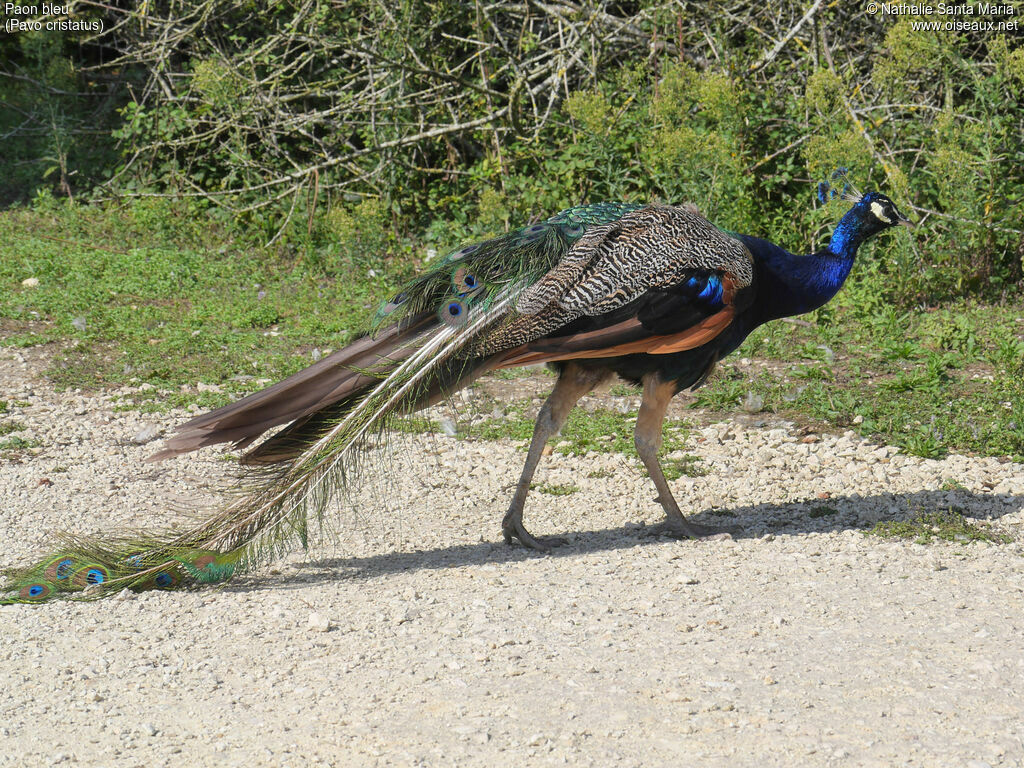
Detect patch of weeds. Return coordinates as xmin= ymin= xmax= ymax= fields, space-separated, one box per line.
xmin=464 ymin=405 xmax=689 ymax=456
xmin=609 ymin=383 xmax=638 ymax=397
xmin=867 ymin=509 xmax=1011 ymax=545
xmin=791 ymin=363 xmax=832 ymax=381
xmin=0 ymin=421 xmax=25 ymax=436
xmin=899 ymin=425 xmax=946 ymax=459
xmin=464 ymin=410 xmax=536 ymax=442
xmin=707 ymin=508 xmax=736 ymax=517
xmin=663 ymin=454 xmax=707 ymax=480
xmin=939 ymin=478 xmax=968 ymax=492
xmin=391 ymin=416 xmax=439 ymax=435
xmin=807 ymin=505 xmax=838 ymax=518
xmin=533 ymin=482 xmax=579 ymax=496
xmin=488 ymin=367 xmax=552 ymax=380
xmin=586 ymin=468 xmax=613 ymax=479
xmin=115 ymin=389 xmax=237 ymax=414
xmin=0 ymin=400 xmax=7 ymax=413
xmin=557 ymin=409 xmax=688 ymax=456
xmin=0 ymin=435 xmax=40 ymax=452
xmin=694 ymin=376 xmax=745 ymax=409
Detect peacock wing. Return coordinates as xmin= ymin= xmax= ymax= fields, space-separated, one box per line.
xmin=484 ymin=204 xmax=756 ymax=366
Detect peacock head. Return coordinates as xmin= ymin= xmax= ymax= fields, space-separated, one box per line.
xmin=828 ymin=190 xmax=913 ymax=258
xmin=851 ymin=191 xmax=914 ymax=233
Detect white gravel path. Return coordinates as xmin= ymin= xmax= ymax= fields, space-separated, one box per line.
xmin=2 ymin=345 xmax=1024 ymax=768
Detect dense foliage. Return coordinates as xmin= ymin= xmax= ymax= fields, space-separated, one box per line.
xmin=1 ymin=1 xmax=1022 ymax=303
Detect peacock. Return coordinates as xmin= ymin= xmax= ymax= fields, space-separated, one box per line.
xmin=2 ymin=186 xmax=911 ymax=602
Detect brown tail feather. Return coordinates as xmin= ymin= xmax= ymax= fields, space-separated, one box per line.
xmin=148 ymin=313 xmax=435 ymax=462
xmin=239 ymin=357 xmax=496 ymax=465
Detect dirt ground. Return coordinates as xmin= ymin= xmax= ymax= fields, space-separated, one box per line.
xmin=2 ymin=345 xmax=1023 ymax=768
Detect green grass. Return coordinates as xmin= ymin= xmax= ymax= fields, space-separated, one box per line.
xmin=0 ymin=420 xmax=25 ymax=436
xmin=392 ymin=403 xmax=690 ymax=457
xmin=0 ymin=435 xmax=40 ymax=454
xmin=663 ymin=454 xmax=707 ymax=480
xmin=464 ymin=404 xmax=691 ymax=457
xmin=0 ymin=201 xmax=415 ymax=401
xmin=533 ymin=482 xmax=580 ymax=496
xmin=867 ymin=509 xmax=1012 ymax=545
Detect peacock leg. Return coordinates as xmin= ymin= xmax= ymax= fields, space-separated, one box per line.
xmin=502 ymin=362 xmax=612 ymax=551
xmin=634 ymin=373 xmax=738 ymax=539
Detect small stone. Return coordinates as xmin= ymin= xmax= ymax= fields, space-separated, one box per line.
xmin=36 ymin=477 xmax=53 ymax=487
xmin=21 ymin=277 xmax=39 ymax=288
xmin=439 ymin=417 xmax=457 ymax=437
xmin=307 ymin=612 xmax=332 ymax=633
xmin=801 ymin=434 xmax=820 ymax=444
xmin=852 ymin=414 xmax=864 ymax=424
xmin=741 ymin=391 xmax=764 ymax=413
xmin=71 ymin=316 xmax=87 ymax=331
xmin=131 ymin=423 xmax=161 ymax=445
xmin=141 ymin=723 xmax=158 ymax=736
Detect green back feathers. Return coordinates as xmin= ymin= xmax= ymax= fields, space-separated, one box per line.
xmin=373 ymin=202 xmax=643 ymax=331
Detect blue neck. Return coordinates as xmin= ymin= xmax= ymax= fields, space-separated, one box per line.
xmin=827 ymin=207 xmax=871 ymax=260
xmin=738 ymin=204 xmax=875 ymax=319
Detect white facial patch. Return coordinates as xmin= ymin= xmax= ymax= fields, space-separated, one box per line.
xmin=870 ymin=201 xmax=892 ymax=224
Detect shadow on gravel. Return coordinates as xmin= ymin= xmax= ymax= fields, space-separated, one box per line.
xmin=246 ymin=488 xmax=1022 ymax=589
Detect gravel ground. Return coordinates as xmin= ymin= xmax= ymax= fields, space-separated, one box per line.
xmin=2 ymin=345 xmax=1024 ymax=768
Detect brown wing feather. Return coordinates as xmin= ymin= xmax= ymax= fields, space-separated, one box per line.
xmin=492 ymin=274 xmax=739 ymax=368
xmin=148 ymin=313 xmax=434 ymax=461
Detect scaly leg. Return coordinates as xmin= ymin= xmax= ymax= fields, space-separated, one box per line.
xmin=634 ymin=373 xmax=737 ymax=539
xmin=502 ymin=363 xmax=612 ymax=551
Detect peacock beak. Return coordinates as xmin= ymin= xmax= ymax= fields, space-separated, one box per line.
xmin=897 ymin=212 xmax=915 ymax=228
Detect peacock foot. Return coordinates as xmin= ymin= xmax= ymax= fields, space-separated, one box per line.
xmin=501 ymin=513 xmax=569 ymax=552
xmin=644 ymin=518 xmax=739 ymax=540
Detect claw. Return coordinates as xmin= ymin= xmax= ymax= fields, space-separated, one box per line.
xmin=502 ymin=513 xmax=568 ymax=552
